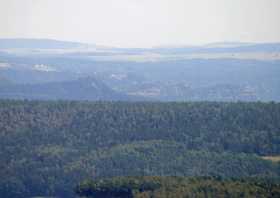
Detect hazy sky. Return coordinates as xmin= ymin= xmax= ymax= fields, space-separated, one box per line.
xmin=1 ymin=0 xmax=280 ymax=47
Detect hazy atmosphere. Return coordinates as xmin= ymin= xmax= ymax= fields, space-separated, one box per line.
xmin=1 ymin=0 xmax=280 ymax=47
xmin=1 ymin=1 xmax=280 ymax=198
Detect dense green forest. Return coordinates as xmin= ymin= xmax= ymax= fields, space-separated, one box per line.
xmin=76 ymin=176 xmax=280 ymax=198
xmin=0 ymin=100 xmax=279 ymax=197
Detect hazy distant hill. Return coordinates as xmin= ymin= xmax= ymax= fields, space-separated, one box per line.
xmin=0 ymin=75 xmax=12 ymax=86
xmin=0 ymin=77 xmax=133 ymax=101
xmin=0 ymin=38 xmax=90 ymax=49
xmin=150 ymin=43 xmax=280 ymax=54
xmin=1 ymin=38 xmax=279 ymax=53
xmin=1 ymin=39 xmax=280 ymax=102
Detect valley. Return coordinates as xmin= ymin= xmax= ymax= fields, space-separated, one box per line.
xmin=0 ymin=39 xmax=280 ymax=102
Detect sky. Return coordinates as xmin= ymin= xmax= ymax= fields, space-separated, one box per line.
xmin=0 ymin=0 xmax=280 ymax=48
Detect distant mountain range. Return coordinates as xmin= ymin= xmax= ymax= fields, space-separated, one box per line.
xmin=0 ymin=38 xmax=92 ymax=49
xmin=0 ymin=38 xmax=280 ymax=53
xmin=150 ymin=42 xmax=280 ymax=54
xmin=0 ymin=77 xmax=134 ymax=101
xmin=0 ymin=38 xmax=279 ymax=102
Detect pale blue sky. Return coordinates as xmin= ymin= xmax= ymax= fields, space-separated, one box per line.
xmin=1 ymin=0 xmax=280 ymax=47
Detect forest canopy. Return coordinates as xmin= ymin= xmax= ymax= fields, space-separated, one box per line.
xmin=0 ymin=100 xmax=279 ymax=197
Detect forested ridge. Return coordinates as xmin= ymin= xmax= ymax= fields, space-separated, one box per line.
xmin=76 ymin=176 xmax=280 ymax=198
xmin=0 ymin=100 xmax=279 ymax=197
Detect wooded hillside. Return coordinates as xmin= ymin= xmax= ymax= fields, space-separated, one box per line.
xmin=0 ymin=100 xmax=279 ymax=197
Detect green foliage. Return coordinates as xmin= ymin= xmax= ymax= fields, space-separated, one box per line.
xmin=77 ymin=141 xmax=279 ymax=178
xmin=0 ymin=100 xmax=280 ymax=197
xmin=76 ymin=177 xmax=162 ymax=198
xmin=1 ymin=100 xmax=280 ymax=154
xmin=76 ymin=176 xmax=280 ymax=198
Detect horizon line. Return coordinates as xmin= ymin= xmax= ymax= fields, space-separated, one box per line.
xmin=1 ymin=37 xmax=280 ymax=49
